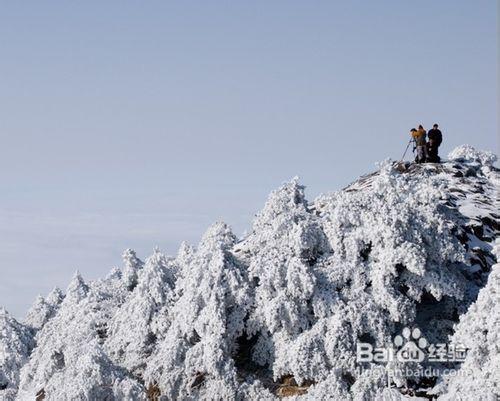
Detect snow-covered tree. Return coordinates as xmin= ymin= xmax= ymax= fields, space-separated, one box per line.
xmin=24 ymin=287 xmax=64 ymax=332
xmin=17 ymin=271 xmax=140 ymax=399
xmin=105 ymin=247 xmax=177 ymax=376
xmin=45 ymin=287 xmax=64 ymax=307
xmin=145 ymin=222 xmax=252 ymax=400
xmin=437 ymin=239 xmax=500 ymax=400
xmin=122 ymin=248 xmax=144 ymax=291
xmin=229 ymin=162 xmax=469 ymax=393
xmin=0 ymin=308 xmax=34 ymax=401
xmin=234 ymin=178 xmax=329 ymax=371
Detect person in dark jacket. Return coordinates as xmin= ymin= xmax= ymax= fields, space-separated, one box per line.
xmin=427 ymin=124 xmax=442 ymax=162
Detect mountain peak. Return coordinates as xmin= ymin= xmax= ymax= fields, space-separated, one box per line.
xmin=1 ymin=145 xmax=498 ymax=401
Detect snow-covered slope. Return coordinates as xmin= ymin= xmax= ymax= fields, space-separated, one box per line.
xmin=1 ymin=145 xmax=498 ymax=401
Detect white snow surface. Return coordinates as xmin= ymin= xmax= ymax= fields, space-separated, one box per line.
xmin=1 ymin=145 xmax=498 ymax=401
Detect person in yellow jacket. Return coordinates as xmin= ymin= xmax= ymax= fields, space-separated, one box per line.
xmin=411 ymin=125 xmax=427 ymax=163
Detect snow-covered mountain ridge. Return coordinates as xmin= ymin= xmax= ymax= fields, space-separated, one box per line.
xmin=1 ymin=145 xmax=498 ymax=401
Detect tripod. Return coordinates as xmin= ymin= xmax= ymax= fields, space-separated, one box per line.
xmin=400 ymin=139 xmax=414 ymax=161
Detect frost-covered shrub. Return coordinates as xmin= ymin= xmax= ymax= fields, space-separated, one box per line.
xmin=0 ymin=308 xmax=34 ymax=401
xmin=26 ymin=339 xmax=144 ymax=401
xmin=145 ymin=222 xmax=252 ymax=400
xmin=448 ymin=145 xmax=497 ymax=167
xmin=299 ymin=366 xmax=393 ymax=401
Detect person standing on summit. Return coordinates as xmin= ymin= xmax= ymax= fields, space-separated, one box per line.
xmin=427 ymin=124 xmax=443 ymax=162
xmin=411 ymin=125 xmax=427 ymax=163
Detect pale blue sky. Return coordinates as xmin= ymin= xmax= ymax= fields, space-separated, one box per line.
xmin=0 ymin=1 xmax=497 ymax=317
